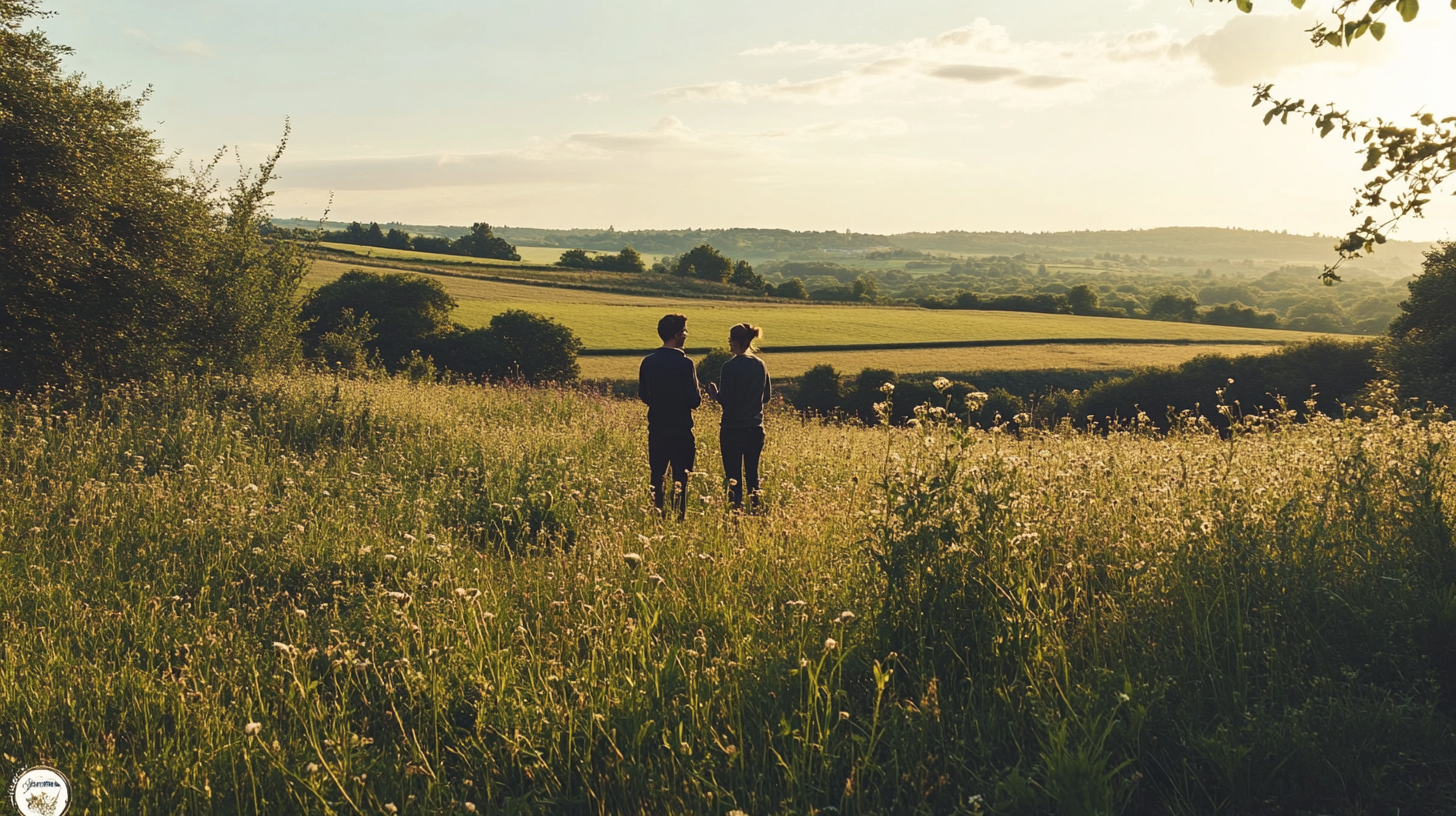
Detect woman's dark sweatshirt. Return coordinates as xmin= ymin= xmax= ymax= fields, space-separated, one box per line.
xmin=712 ymin=354 xmax=771 ymax=429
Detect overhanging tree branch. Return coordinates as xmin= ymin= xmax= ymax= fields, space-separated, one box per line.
xmin=1205 ymin=0 xmax=1456 ymax=280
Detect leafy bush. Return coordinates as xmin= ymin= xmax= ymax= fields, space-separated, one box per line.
xmin=451 ymin=222 xmax=519 ymax=261
xmin=1078 ymin=338 xmax=1379 ymax=429
xmin=1380 ymin=241 xmax=1456 ymax=407
xmin=300 ymin=270 xmax=456 ymax=368
xmin=796 ymin=363 xmax=842 ymax=416
xmin=557 ymin=246 xmax=647 ymax=273
xmin=695 ymin=348 xmax=733 ymax=387
xmin=0 ymin=3 xmax=307 ymax=390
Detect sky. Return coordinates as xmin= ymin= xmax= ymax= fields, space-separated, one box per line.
xmin=37 ymin=0 xmax=1456 ymax=240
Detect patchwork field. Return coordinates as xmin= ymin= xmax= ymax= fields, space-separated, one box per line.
xmin=316 ymin=242 xmax=661 ymax=268
xmin=577 ymin=342 xmax=1285 ymax=379
xmin=307 ymin=260 xmax=1327 ymax=360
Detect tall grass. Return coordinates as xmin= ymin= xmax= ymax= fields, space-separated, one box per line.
xmin=0 ymin=374 xmax=1453 ymax=814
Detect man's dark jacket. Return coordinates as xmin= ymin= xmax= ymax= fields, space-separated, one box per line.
xmin=638 ymin=347 xmax=701 ymax=432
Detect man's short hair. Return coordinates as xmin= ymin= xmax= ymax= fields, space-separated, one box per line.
xmin=657 ymin=313 xmax=688 ymax=342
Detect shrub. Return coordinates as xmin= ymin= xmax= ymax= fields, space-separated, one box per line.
xmin=796 ymin=364 xmax=842 ymax=416
xmin=300 ymin=270 xmax=456 ymax=368
xmin=477 ymin=310 xmax=583 ymax=384
xmin=1379 ymin=241 xmax=1456 ymax=407
xmin=695 ymin=348 xmax=733 ymax=388
xmin=0 ymin=5 xmax=307 ymax=390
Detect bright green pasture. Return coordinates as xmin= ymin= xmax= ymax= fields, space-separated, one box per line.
xmin=306 ymin=260 xmax=1326 ymax=352
xmin=316 ymin=242 xmax=615 ymax=267
xmin=2 ymin=375 xmax=1455 ymax=814
xmin=579 ymin=342 xmax=1284 ymax=379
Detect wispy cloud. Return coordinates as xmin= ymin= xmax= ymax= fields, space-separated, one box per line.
xmin=276 ymin=112 xmax=919 ymax=195
xmin=758 ymin=118 xmax=908 ymax=140
xmin=657 ymin=14 xmax=1372 ymax=107
xmin=124 ymin=28 xmax=212 ymax=57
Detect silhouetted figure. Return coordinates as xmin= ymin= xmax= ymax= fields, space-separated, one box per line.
xmin=705 ymin=322 xmax=771 ymax=511
xmin=639 ymin=313 xmax=700 ymax=520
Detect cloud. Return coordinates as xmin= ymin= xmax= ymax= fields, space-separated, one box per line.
xmin=1179 ymin=12 xmax=1381 ymax=86
xmin=656 ymin=13 xmax=1380 ymax=107
xmin=928 ymin=64 xmax=1024 ymax=83
xmin=277 ymin=118 xmax=742 ymax=191
xmin=124 ymin=28 xmax=212 ymax=57
xmin=740 ymin=40 xmax=887 ymax=60
xmin=575 ymin=92 xmax=610 ymax=103
xmin=758 ymin=118 xmax=908 ymax=140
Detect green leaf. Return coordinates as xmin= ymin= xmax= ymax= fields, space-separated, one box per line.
xmin=1370 ymin=21 xmax=1387 ymax=39
xmin=1289 ymin=0 xmax=1306 ymax=6
xmin=1236 ymin=0 xmax=1253 ymax=11
xmin=1396 ymin=0 xmax=1419 ymax=22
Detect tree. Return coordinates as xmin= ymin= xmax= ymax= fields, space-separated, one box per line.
xmin=797 ymin=364 xmax=841 ymax=416
xmin=731 ymin=259 xmax=766 ymax=291
xmin=453 ymin=222 xmax=520 ymax=261
xmin=341 ymin=222 xmax=367 ymax=244
xmin=300 ymin=270 xmax=456 ymax=368
xmin=773 ymin=277 xmax=809 ymax=299
xmin=612 ymin=245 xmax=647 ymax=273
xmin=1147 ymin=293 xmax=1199 ymax=322
xmin=1067 ymin=283 xmax=1100 ymax=315
xmin=557 ymin=248 xmax=594 ymax=269
xmin=1378 ymin=241 xmax=1456 ymax=407
xmin=676 ymin=244 xmax=733 ymax=282
xmin=849 ymin=368 xmax=898 ymax=425
xmin=696 ymin=348 xmax=733 ymax=386
xmin=1211 ymin=0 xmax=1456 ymax=278
xmin=557 ymin=246 xmax=648 ymax=273
xmin=0 ymin=1 xmax=306 ymax=390
xmin=384 ymin=228 xmax=412 ymax=250
xmin=479 ymin=310 xmax=583 ymax=383
xmin=363 ymin=222 xmax=386 ymax=247
xmin=412 ymin=235 xmax=452 ymax=254
xmin=852 ymin=274 xmax=880 ymax=302
xmin=1201 ymin=302 xmax=1280 ymax=329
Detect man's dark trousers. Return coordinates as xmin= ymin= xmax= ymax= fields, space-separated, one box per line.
xmin=649 ymin=430 xmax=695 ymax=520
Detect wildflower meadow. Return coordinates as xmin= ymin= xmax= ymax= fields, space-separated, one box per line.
xmin=1 ymin=374 xmax=1454 ymax=814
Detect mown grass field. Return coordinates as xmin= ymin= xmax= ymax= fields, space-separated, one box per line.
xmin=577 ymin=342 xmax=1284 ymax=379
xmin=3 ymin=374 xmax=1455 ymax=814
xmin=316 ymin=243 xmax=662 ymax=268
xmin=307 ymin=260 xmax=1327 ymax=355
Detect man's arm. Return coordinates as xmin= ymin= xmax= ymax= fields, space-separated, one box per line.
xmin=638 ymin=358 xmax=652 ymax=406
xmin=762 ymin=369 xmax=772 ymax=406
xmin=685 ymin=358 xmax=702 ymax=410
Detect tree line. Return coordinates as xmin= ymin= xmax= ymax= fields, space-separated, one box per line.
xmin=311 ymin=221 xmax=522 ymax=261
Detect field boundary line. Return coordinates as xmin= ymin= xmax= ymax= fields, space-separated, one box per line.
xmin=579 ymin=338 xmax=1295 ymax=356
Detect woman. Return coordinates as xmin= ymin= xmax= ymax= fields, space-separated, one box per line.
xmin=705 ymin=323 xmax=772 ymax=511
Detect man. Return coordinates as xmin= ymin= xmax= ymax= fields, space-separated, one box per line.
xmin=638 ymin=313 xmax=701 ymax=520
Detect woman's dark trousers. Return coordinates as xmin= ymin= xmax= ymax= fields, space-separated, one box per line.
xmin=720 ymin=427 xmax=765 ymax=510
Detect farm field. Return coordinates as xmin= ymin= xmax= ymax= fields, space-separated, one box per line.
xmin=3 ymin=374 xmax=1454 ymax=814
xmin=315 ymin=242 xmax=626 ymax=268
xmin=578 ymin=342 xmax=1284 ymax=379
xmin=307 ymin=260 xmax=1329 ymax=353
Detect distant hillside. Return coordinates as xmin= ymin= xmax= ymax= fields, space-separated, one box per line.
xmin=270 ymin=219 xmax=1436 ymax=275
